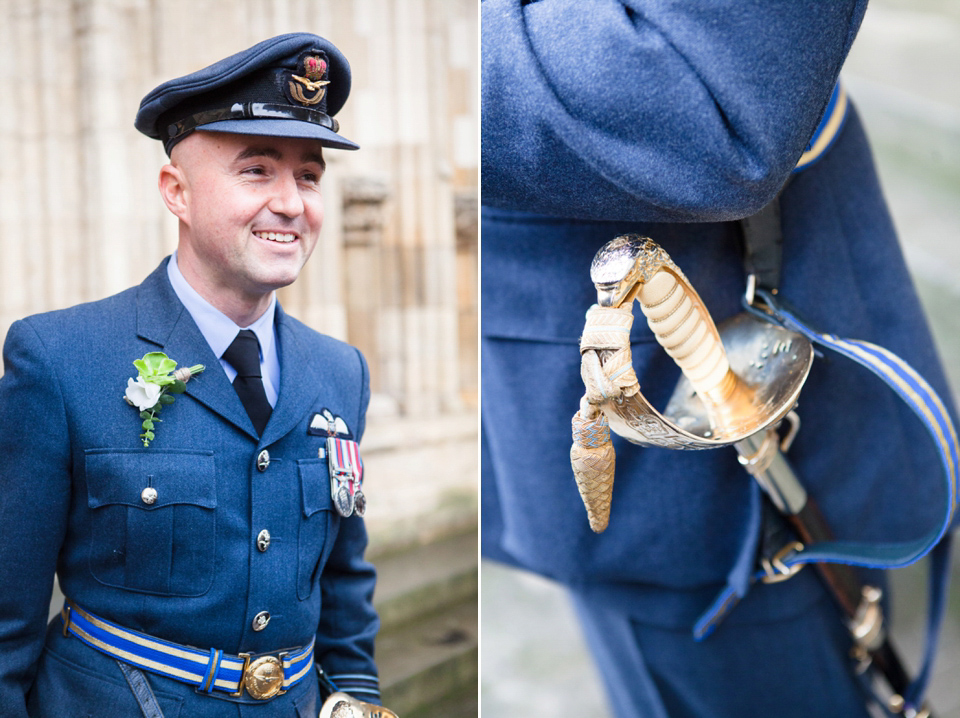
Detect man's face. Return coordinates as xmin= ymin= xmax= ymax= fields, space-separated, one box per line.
xmin=169 ymin=131 xmax=326 ymax=305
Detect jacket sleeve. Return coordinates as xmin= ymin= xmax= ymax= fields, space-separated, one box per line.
xmin=481 ymin=0 xmax=867 ymax=222
xmin=0 ymin=320 xmax=72 ymax=717
xmin=314 ymin=349 xmax=381 ymax=703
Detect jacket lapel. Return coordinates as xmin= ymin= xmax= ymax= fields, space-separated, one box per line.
xmin=260 ymin=305 xmax=325 ymax=447
xmin=136 ymin=259 xmax=258 ymax=439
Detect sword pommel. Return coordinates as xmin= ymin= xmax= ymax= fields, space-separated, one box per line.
xmin=591 ymin=235 xmax=668 ymax=308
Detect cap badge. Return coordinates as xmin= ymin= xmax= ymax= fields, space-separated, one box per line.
xmin=289 ymin=54 xmax=330 ymax=106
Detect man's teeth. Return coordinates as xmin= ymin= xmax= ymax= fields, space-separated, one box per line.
xmin=255 ymin=231 xmax=297 ymax=243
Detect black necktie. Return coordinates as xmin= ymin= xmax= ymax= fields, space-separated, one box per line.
xmin=222 ymin=329 xmax=272 ymax=435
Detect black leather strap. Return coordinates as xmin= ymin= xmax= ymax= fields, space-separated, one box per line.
xmin=162 ymin=101 xmax=339 ymax=143
xmin=739 ymin=193 xmax=785 ymax=295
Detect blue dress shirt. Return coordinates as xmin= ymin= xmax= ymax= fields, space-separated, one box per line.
xmin=166 ymin=251 xmax=280 ymax=407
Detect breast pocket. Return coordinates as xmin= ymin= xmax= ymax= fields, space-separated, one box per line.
xmin=85 ymin=449 xmax=217 ymax=597
xmin=297 ymin=458 xmax=339 ymax=600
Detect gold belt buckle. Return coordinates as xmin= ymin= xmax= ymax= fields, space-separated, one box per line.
xmin=232 ymin=652 xmax=287 ymax=700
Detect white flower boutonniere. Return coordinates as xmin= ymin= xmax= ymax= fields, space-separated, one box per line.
xmin=124 ymin=352 xmax=205 ymax=447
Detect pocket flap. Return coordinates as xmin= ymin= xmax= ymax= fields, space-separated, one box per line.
xmin=298 ymin=458 xmax=332 ymax=517
xmin=85 ymin=449 xmax=216 ymax=510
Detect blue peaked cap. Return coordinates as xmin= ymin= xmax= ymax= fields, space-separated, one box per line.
xmin=135 ymin=33 xmax=358 ymax=155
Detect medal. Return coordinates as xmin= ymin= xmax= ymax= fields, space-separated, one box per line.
xmin=327 ymin=436 xmax=365 ymax=517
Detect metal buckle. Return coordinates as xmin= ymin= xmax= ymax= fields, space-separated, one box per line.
xmin=229 ymin=651 xmax=290 ymax=700
xmin=61 ymin=603 xmax=72 ymax=638
xmin=760 ymin=541 xmax=805 ymax=584
xmin=744 ymin=273 xmax=757 ymax=307
xmin=850 ymin=585 xmax=885 ymax=653
xmin=244 ymin=654 xmax=286 ymax=700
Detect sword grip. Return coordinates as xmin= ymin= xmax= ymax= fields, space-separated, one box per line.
xmin=635 ymin=266 xmax=738 ymax=405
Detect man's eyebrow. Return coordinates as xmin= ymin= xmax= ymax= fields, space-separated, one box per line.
xmin=233 ymin=146 xmax=325 ymax=171
xmin=301 ymin=151 xmax=326 ymax=171
xmin=235 ymin=147 xmax=283 ymax=162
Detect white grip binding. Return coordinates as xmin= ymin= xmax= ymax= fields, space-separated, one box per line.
xmin=636 ymin=269 xmax=735 ymax=405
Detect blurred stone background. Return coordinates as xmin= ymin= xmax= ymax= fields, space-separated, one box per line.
xmin=0 ymin=1 xmax=478 ymax=714
xmin=481 ymin=1 xmax=960 ymax=715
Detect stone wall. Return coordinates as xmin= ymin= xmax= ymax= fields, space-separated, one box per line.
xmin=0 ymin=0 xmax=478 ymax=549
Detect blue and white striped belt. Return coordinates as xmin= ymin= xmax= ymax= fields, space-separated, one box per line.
xmin=60 ymin=599 xmax=314 ymax=701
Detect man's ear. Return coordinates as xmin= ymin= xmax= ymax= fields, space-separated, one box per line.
xmin=158 ymin=163 xmax=190 ymax=223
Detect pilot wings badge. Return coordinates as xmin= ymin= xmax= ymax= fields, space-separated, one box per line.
xmin=309 ymin=408 xmax=354 ymax=439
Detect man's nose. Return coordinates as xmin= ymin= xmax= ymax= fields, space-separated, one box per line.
xmin=268 ymin=173 xmax=305 ymax=218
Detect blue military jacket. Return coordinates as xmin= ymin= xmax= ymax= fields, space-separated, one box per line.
xmin=481 ymin=0 xmax=956 ymax=631
xmin=0 ymin=260 xmax=378 ymax=717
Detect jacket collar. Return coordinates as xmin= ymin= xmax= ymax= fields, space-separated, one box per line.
xmin=136 ymin=257 xmax=325 ymax=444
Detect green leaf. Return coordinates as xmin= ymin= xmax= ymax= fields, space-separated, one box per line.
xmin=144 ymin=430 xmax=155 ymax=440
xmin=168 ymin=379 xmax=187 ymax=395
xmin=142 ymin=419 xmax=154 ymax=430
xmin=159 ymin=394 xmax=175 ymax=406
xmin=139 ymin=411 xmax=152 ymax=420
xmin=147 ymin=376 xmax=175 ymax=387
xmin=133 ymin=359 xmax=149 ymax=376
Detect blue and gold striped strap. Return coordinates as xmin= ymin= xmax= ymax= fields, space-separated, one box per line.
xmin=794 ymin=82 xmax=849 ymax=172
xmin=769 ymin=303 xmax=958 ymax=571
xmin=326 ymin=672 xmax=382 ymax=703
xmin=60 ymin=600 xmax=314 ymax=697
xmin=724 ymin=291 xmax=957 ymax=709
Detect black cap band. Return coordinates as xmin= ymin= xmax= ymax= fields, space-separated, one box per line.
xmin=162 ymin=102 xmax=340 ymax=144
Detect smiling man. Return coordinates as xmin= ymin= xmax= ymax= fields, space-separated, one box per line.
xmin=161 ymin=135 xmax=328 ymax=326
xmin=0 ymin=34 xmax=393 ymax=718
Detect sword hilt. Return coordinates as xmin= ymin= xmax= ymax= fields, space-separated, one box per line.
xmin=633 ymin=262 xmax=739 ymax=406
xmin=590 ymin=235 xmax=755 ymax=423
xmin=583 ymin=234 xmax=812 ymax=448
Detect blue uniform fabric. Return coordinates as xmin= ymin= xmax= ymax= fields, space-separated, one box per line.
xmin=0 ymin=259 xmax=379 ymax=717
xmin=481 ymin=1 xmax=957 ymax=715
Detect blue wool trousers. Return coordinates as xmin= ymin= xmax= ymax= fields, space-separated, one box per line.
xmin=570 ymin=590 xmax=872 ymax=718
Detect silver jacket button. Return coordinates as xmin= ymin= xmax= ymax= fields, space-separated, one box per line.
xmin=256 ymin=450 xmax=270 ymax=472
xmin=140 ymin=487 xmax=158 ymax=505
xmin=257 ymin=529 xmax=271 ymax=552
xmin=252 ymin=611 xmax=270 ymax=631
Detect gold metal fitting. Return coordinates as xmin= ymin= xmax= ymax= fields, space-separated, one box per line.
xmin=243 ymin=655 xmax=286 ymax=700
xmin=229 ymin=652 xmax=287 ymax=700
